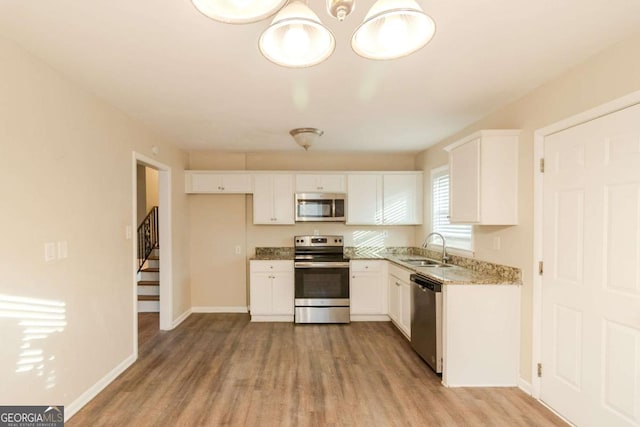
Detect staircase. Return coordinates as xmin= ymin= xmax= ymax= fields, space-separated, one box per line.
xmin=138 ymin=248 xmax=160 ymax=312
xmin=137 ymin=206 xmax=159 ymax=313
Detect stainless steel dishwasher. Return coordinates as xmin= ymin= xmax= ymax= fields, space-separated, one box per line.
xmin=410 ymin=273 xmax=443 ymax=373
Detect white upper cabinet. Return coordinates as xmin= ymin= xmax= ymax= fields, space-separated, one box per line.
xmin=444 ymin=130 xmax=520 ymax=225
xmin=185 ymin=171 xmax=253 ymax=194
xmin=383 ymin=173 xmax=423 ymax=225
xmin=253 ymin=174 xmax=294 ymax=225
xmin=295 ymin=174 xmax=346 ymax=193
xmin=346 ymin=174 xmax=382 ymax=225
xmin=347 ymin=172 xmax=423 ymax=225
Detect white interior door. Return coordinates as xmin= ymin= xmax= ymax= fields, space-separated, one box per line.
xmin=542 ymin=103 xmax=640 ymax=427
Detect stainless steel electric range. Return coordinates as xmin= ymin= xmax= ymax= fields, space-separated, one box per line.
xmin=294 ymin=235 xmax=350 ymax=324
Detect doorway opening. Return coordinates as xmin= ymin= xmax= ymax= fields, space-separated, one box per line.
xmin=136 ymin=164 xmax=160 ymax=347
xmin=133 ymin=152 xmax=173 ymax=354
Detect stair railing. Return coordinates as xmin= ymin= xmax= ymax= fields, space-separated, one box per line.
xmin=137 ymin=206 xmax=159 ymax=272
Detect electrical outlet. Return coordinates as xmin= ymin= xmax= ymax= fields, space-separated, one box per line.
xmin=235 ymin=245 xmax=242 ymax=255
xmin=125 ymin=225 xmax=132 ymax=240
xmin=492 ymin=237 xmax=501 ymax=250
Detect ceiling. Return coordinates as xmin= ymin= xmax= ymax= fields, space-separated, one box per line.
xmin=1 ymin=1 xmax=639 ymax=153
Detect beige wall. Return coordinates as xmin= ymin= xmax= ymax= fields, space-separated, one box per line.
xmin=187 ymin=151 xmax=417 ymax=308
xmin=0 ymin=36 xmax=190 ymax=411
xmin=136 ymin=164 xmax=147 ymax=224
xmin=145 ymin=167 xmax=159 ymax=213
xmin=416 ymin=31 xmax=640 ymax=383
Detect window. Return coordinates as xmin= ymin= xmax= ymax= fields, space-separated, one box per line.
xmin=431 ymin=166 xmax=473 ymax=251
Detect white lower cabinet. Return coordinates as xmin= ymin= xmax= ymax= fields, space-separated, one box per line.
xmin=387 ymin=263 xmax=412 ymax=338
xmin=249 ymin=260 xmax=294 ymax=322
xmin=349 ymin=260 xmax=388 ymax=321
xmin=442 ymin=284 xmax=520 ymax=387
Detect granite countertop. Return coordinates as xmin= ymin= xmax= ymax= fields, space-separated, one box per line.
xmin=347 ymin=248 xmax=521 ymax=286
xmin=252 ymin=246 xmax=521 ymax=286
xmin=252 ymin=253 xmax=294 ymax=261
xmin=383 ymin=254 xmax=518 ymax=285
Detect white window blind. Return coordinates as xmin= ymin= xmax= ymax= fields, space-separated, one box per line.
xmin=431 ymin=167 xmax=473 ymax=251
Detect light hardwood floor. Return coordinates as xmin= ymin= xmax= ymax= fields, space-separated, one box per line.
xmin=68 ymin=314 xmax=565 ymax=426
xmin=138 ymin=312 xmax=159 ymax=348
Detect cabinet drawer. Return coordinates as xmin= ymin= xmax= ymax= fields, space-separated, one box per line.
xmin=350 ymin=260 xmax=384 ymax=273
xmin=250 ymin=260 xmax=294 ymax=273
xmin=388 ymin=262 xmax=412 ymax=283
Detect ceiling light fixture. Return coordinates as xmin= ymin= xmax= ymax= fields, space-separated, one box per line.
xmin=290 ymin=128 xmax=323 ymax=151
xmin=327 ymin=0 xmax=355 ymax=22
xmin=259 ymin=1 xmax=335 ymax=68
xmin=191 ymin=0 xmax=287 ymax=24
xmin=193 ymin=0 xmax=435 ymax=67
xmin=352 ymin=0 xmax=436 ymax=60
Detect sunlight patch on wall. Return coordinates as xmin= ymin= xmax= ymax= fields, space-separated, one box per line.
xmin=352 ymin=230 xmax=387 ymax=247
xmin=0 ymin=294 xmax=66 ymax=389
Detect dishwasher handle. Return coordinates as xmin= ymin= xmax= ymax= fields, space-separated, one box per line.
xmin=410 ymin=274 xmax=442 ymax=292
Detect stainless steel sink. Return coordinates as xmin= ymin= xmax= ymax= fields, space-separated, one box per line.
xmin=398 ymin=258 xmax=452 ymax=268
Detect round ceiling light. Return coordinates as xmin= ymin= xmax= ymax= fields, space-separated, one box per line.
xmin=351 ymin=0 xmax=436 ymax=60
xmin=290 ymin=128 xmax=324 ymax=151
xmin=259 ymin=1 xmax=335 ymax=68
xmin=191 ymin=0 xmax=287 ymax=24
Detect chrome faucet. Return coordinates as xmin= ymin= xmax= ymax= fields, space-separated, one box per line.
xmin=422 ymin=232 xmax=449 ymax=264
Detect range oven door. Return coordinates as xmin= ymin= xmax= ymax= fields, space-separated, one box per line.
xmin=294 ymin=262 xmax=349 ymax=306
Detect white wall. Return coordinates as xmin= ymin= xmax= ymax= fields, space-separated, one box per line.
xmin=0 ymin=36 xmax=190 ymax=412
xmin=416 ymin=30 xmax=640 ymax=383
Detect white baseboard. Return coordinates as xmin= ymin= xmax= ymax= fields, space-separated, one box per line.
xmin=191 ymin=306 xmax=248 ymax=313
xmin=350 ymin=315 xmax=390 ymax=322
xmin=250 ymin=315 xmax=293 ymax=322
xmin=518 ymin=377 xmax=532 ymax=395
xmin=171 ymin=308 xmax=192 ymax=329
xmin=65 ymin=353 xmax=136 ymax=422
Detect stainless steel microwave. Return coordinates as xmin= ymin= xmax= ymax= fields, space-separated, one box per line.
xmin=295 ymin=193 xmax=346 ymax=222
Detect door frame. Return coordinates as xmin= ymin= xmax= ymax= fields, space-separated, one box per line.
xmin=132 ymin=152 xmax=173 ymax=351
xmin=531 ymin=89 xmax=640 ymax=399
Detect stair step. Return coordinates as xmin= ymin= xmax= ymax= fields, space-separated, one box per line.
xmin=138 ymin=295 xmax=160 ymax=302
xmin=147 ymin=255 xmax=160 ymax=260
xmin=142 ymin=267 xmax=159 ymax=273
xmin=138 ymin=280 xmax=159 ymax=286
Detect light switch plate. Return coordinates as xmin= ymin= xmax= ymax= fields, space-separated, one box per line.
xmin=44 ymin=243 xmax=56 ymax=262
xmin=57 ymin=241 xmax=68 ymax=259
